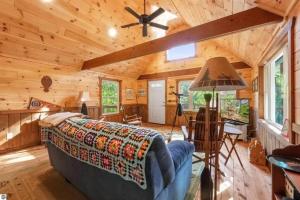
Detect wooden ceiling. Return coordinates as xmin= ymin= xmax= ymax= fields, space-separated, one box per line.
xmin=0 ymin=0 xmax=297 ymax=78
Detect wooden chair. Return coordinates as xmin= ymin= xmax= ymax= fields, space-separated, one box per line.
xmin=123 ymin=114 xmax=142 ymax=126
xmin=182 ymin=107 xmax=224 ymax=200
xmin=181 ymin=107 xmax=225 ymax=169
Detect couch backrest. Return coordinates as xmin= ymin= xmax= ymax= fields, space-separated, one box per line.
xmin=147 ymin=135 xmax=175 ymax=188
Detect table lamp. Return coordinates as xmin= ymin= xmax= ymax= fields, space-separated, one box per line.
xmin=79 ymin=91 xmax=90 ymax=115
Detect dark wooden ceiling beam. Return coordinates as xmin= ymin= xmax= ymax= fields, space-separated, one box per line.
xmin=137 ymin=61 xmax=250 ymax=80
xmin=82 ymin=7 xmax=283 ymax=70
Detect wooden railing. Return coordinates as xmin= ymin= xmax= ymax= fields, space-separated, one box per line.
xmin=0 ymin=104 xmax=146 ymax=154
xmin=0 ymin=108 xmax=60 ymax=154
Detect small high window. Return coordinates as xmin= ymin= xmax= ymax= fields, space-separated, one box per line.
xmin=166 ymin=43 xmax=196 ymax=61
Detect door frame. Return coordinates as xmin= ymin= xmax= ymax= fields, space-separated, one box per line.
xmin=147 ymin=79 xmax=167 ymax=124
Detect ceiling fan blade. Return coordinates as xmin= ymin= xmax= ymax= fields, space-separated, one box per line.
xmin=125 ymin=7 xmax=140 ymax=19
xmin=148 ymin=8 xmax=165 ymax=21
xmin=149 ymin=22 xmax=169 ymax=30
xmin=143 ymin=24 xmax=148 ymax=37
xmin=121 ymin=23 xmax=140 ymax=28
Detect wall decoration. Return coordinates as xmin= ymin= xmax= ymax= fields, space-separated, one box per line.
xmin=125 ymin=88 xmax=135 ymax=100
xmin=168 ymin=85 xmax=175 ymax=95
xmin=252 ymin=77 xmax=258 ymax=92
xmin=28 ymin=97 xmax=60 ymax=110
xmin=41 ymin=75 xmax=52 ymax=92
xmin=281 ymin=119 xmax=290 ymax=138
xmin=137 ymin=89 xmax=146 ymax=97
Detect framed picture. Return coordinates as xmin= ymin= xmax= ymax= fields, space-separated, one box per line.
xmin=252 ymin=77 xmax=258 ymax=92
xmin=137 ymin=89 xmax=146 ymax=97
xmin=125 ymin=89 xmax=135 ymax=100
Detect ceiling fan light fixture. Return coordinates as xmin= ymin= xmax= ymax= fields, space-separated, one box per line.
xmin=121 ymin=1 xmax=168 ymax=37
xmin=108 ymin=27 xmax=118 ymax=38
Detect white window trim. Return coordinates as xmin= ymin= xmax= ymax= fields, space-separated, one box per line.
xmin=178 ymin=80 xmax=236 ymax=111
xmin=166 ymin=43 xmax=196 ymax=62
xmin=264 ymin=45 xmax=289 ymax=131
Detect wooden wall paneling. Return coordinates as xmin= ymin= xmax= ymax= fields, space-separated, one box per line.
xmin=103 ymin=114 xmax=122 ymax=123
xmin=8 ymin=113 xmax=21 ymax=150
xmin=31 ymin=112 xmax=41 ymax=147
xmin=82 ymin=8 xmax=283 ymax=69
xmin=165 ymin=105 xmax=196 ymax=126
xmin=0 ymin=115 xmax=8 ymax=146
xmin=257 ymin=120 xmax=290 ymax=155
xmin=288 ymin=17 xmax=297 ymax=143
xmin=0 ymin=109 xmax=64 ymax=154
xmin=137 ymin=104 xmax=148 ymax=123
xmin=138 ymin=62 xmax=250 ymax=80
xmin=20 ymin=113 xmax=32 ymax=146
xmin=87 ymin=106 xmax=99 ymax=119
xmin=258 ymin=66 xmax=265 ymax=119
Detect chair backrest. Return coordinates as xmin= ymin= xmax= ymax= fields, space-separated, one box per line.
xmin=189 ymin=107 xmax=224 ymax=152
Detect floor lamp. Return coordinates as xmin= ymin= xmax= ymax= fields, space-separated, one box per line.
xmin=189 ymin=57 xmax=248 ymax=200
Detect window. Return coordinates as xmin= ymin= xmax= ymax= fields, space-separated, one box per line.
xmin=178 ymin=80 xmax=236 ymax=111
xmin=166 ymin=43 xmax=196 ymax=61
xmin=101 ymin=79 xmax=120 ymax=115
xmin=264 ymin=46 xmax=289 ymax=128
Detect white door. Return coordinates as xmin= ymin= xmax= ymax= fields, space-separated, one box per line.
xmin=148 ymin=80 xmax=166 ymax=124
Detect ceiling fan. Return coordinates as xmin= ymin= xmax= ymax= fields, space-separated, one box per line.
xmin=121 ymin=0 xmax=169 ymax=37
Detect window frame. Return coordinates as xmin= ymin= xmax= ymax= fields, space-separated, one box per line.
xmin=176 ymin=79 xmax=237 ymax=111
xmin=264 ymin=45 xmax=289 ymax=130
xmin=100 ymin=78 xmax=121 ymax=116
xmin=166 ymin=43 xmax=197 ymax=62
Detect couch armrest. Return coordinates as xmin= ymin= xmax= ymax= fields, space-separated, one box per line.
xmin=167 ymin=141 xmax=194 ymax=172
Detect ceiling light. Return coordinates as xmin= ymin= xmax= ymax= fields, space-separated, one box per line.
xmin=108 ymin=28 xmax=118 ymax=38
xmin=41 ymin=0 xmax=53 ymax=3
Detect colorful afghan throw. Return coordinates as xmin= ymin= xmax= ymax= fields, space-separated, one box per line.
xmin=41 ymin=117 xmax=160 ymax=189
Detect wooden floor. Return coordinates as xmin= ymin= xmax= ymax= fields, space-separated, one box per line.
xmin=0 ymin=124 xmax=272 ymax=200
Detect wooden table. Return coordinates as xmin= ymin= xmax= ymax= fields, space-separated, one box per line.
xmin=222 ymin=124 xmax=244 ymax=168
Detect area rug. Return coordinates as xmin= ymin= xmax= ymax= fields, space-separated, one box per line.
xmin=185 ymin=161 xmax=204 ymax=200
xmin=0 ymin=160 xmax=203 ymax=200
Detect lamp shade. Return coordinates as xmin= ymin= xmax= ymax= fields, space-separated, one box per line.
xmin=80 ymin=91 xmax=90 ymax=102
xmin=189 ymin=57 xmax=248 ymax=91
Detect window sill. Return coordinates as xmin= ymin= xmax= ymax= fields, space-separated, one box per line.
xmin=258 ymin=119 xmax=290 ymax=143
xmin=259 ymin=119 xmax=282 ymax=134
xmin=101 ymin=113 xmax=120 ymax=117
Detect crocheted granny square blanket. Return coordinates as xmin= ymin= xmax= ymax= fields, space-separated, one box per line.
xmin=41 ymin=117 xmax=161 ymax=189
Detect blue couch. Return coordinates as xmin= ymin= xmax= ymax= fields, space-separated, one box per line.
xmin=47 ymin=135 xmax=194 ymax=200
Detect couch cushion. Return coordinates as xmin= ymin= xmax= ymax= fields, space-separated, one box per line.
xmin=167 ymin=141 xmax=194 ymax=172
xmin=150 ymin=136 xmax=175 ymax=187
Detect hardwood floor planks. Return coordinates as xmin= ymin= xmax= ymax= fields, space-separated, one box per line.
xmin=0 ymin=124 xmax=272 ymax=200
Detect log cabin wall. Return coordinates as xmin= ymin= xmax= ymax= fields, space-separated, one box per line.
xmin=294 ymin=10 xmax=300 ymax=144
xmin=0 ymin=56 xmax=139 ymax=153
xmin=0 ymin=57 xmax=138 ymax=111
xmin=137 ymin=68 xmax=253 ymax=127
xmin=253 ymin=4 xmax=300 ymax=153
xmin=137 ymin=41 xmax=254 ymax=127
xmin=0 ymin=109 xmax=60 ymax=154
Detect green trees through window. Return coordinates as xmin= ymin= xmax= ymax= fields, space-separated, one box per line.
xmin=274 ymin=56 xmax=284 ymax=125
xmin=102 ymin=80 xmax=119 ymax=114
xmin=178 ymin=80 xmax=236 ymax=110
xmin=264 ymin=46 xmax=289 ymax=129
